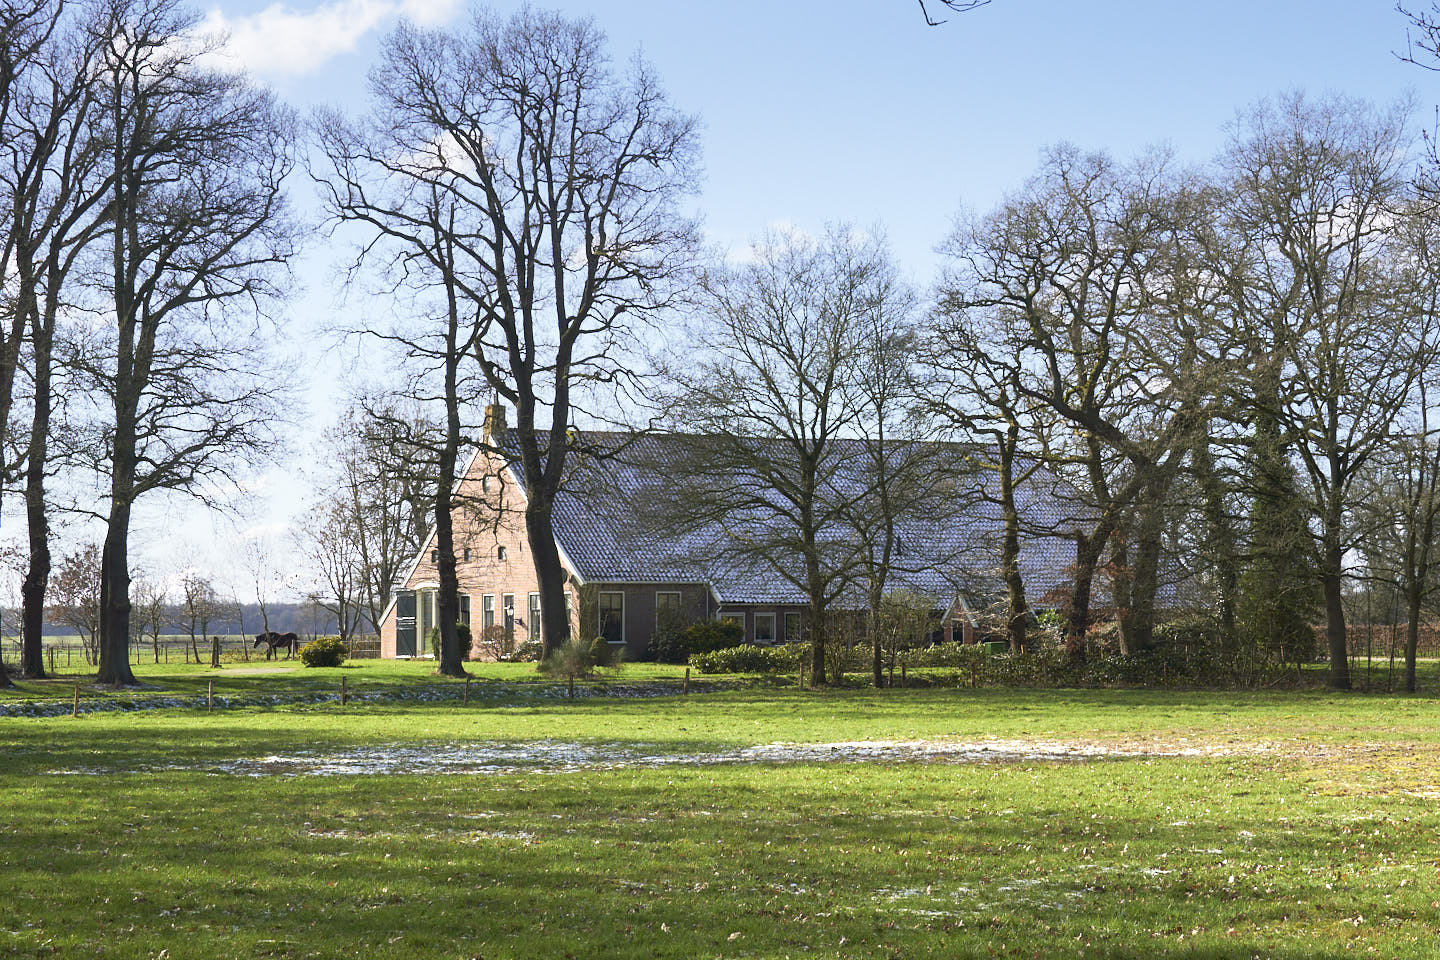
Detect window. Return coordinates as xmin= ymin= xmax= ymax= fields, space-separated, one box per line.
xmin=503 ymin=594 xmax=515 ymax=638
xmin=462 ymin=547 xmax=472 ymax=562
xmin=481 ymin=476 xmax=492 ymax=493
xmin=784 ymin=612 xmax=802 ymax=643
xmin=755 ymin=613 xmax=776 ymax=644
xmin=719 ymin=612 xmax=745 ymax=635
xmin=430 ymin=549 xmax=438 ymax=562
xmin=458 ymin=594 xmax=471 ymax=627
xmin=656 ymin=591 xmax=682 ymax=616
xmin=497 ymin=545 xmax=508 ymax=561
xmin=599 ymin=592 xmax=625 ymax=644
xmin=528 ymin=593 xmax=542 ymax=636
xmin=482 ymin=595 xmax=495 ymax=631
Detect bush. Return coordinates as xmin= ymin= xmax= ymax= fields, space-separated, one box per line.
xmin=678 ymin=619 xmax=747 ymax=655
xmin=538 ymin=636 xmax=624 ymax=679
xmin=648 ymin=606 xmax=693 ymax=664
xmin=690 ymin=643 xmax=806 ymax=674
xmin=299 ymin=636 xmax=347 ymax=668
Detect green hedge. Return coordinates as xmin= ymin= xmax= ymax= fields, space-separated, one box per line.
xmin=689 ymin=643 xmax=806 ymax=674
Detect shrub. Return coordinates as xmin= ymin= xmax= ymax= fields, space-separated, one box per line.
xmin=299 ymin=636 xmax=347 ymax=668
xmin=678 ymin=619 xmax=747 ymax=656
xmin=690 ymin=643 xmax=806 ymax=674
xmin=648 ymin=606 xmax=693 ymax=664
xmin=538 ymin=636 xmax=624 ymax=679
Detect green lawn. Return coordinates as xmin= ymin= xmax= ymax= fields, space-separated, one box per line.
xmin=0 ymin=656 xmax=691 ymax=703
xmin=4 ymin=687 xmax=1440 ymax=958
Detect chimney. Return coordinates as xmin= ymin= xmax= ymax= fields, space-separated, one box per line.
xmin=483 ymin=402 xmax=507 ymax=444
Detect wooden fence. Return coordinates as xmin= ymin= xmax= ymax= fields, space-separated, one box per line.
xmin=2 ymin=633 xmax=382 ymax=669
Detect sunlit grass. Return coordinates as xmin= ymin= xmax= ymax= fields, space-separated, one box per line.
xmin=4 ymin=686 xmax=1440 ymax=957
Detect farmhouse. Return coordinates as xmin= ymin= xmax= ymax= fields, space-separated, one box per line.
xmin=378 ymin=405 xmax=1080 ymax=660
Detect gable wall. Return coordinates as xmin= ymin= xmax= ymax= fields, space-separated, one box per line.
xmin=380 ymin=448 xmax=575 ymax=657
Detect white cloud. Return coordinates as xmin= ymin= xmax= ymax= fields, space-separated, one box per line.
xmin=397 ymin=0 xmax=463 ymax=27
xmin=198 ymin=0 xmax=439 ymax=78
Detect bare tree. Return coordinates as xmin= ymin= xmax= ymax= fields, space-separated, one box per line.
xmin=77 ymin=0 xmax=299 ymax=686
xmin=327 ymin=9 xmax=699 ymax=660
xmin=3 ymin=4 xmax=116 ymax=681
xmin=300 ymin=500 xmax=366 ymax=647
xmin=312 ymin=110 xmax=488 ymax=678
xmin=1220 ymin=92 xmax=1430 ymax=689
xmin=655 ymin=228 xmax=899 ymax=685
xmin=129 ymin=572 xmax=166 ymax=664
xmin=923 ymin=307 xmax=1051 ymax=654
xmin=179 ymin=571 xmax=223 ymax=666
xmin=48 ymin=542 xmax=100 ymax=665
xmin=313 ymin=399 xmax=433 ymax=638
xmin=917 ymin=0 xmax=990 ymax=25
xmin=944 ymin=146 xmax=1222 ymax=656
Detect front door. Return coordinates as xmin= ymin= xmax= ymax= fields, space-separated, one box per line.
xmin=395 ymin=591 xmax=417 ymax=657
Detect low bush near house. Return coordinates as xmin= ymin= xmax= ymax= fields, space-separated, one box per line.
xmin=679 ymin=619 xmax=747 ymax=655
xmin=690 ymin=643 xmax=805 ymax=674
xmin=538 ymin=636 xmax=624 ymax=679
xmin=299 ymin=636 xmax=347 ymax=668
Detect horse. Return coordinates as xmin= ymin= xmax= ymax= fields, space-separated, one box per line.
xmin=253 ymin=631 xmax=301 ymax=660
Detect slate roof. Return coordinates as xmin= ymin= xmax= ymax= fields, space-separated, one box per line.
xmin=496 ymin=429 xmax=1085 ymax=610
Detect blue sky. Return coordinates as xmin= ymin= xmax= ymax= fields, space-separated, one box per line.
xmin=101 ymin=0 xmax=1432 ymax=596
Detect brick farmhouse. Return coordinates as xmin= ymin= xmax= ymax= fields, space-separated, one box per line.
xmin=378 ymin=405 xmax=1078 ymax=660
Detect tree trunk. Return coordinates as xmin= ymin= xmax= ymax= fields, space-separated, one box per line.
xmin=998 ymin=435 xmax=1028 ymax=654
xmin=20 ymin=333 xmax=52 ymax=678
xmin=1111 ymin=531 xmax=1133 ymax=655
xmin=1322 ymin=535 xmax=1349 ymax=690
xmin=526 ymin=501 xmax=571 ymax=659
xmin=1405 ymin=579 xmax=1422 ymax=694
xmin=96 ymin=500 xmax=137 ymax=686
xmin=1066 ymin=531 xmax=1107 ymax=660
xmin=1194 ymin=431 xmax=1237 ymax=645
xmin=808 ymin=590 xmax=827 ymax=687
xmin=1128 ymin=481 xmax=1168 ymax=653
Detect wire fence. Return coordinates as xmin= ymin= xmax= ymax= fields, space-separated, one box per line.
xmin=2 ymin=634 xmax=382 ymax=671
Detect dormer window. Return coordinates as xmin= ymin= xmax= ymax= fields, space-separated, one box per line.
xmin=430 ymin=549 xmax=438 ymax=562
xmin=481 ymin=476 xmax=492 ymax=493
xmin=497 ymin=546 xmax=508 ymax=561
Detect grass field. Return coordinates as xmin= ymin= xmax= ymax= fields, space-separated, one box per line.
xmin=4 ymin=683 xmax=1440 ymax=958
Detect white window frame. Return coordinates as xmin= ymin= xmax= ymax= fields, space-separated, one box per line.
xmin=502 ymin=593 xmax=515 ymax=636
xmin=754 ymin=612 xmax=776 ymax=644
xmin=528 ymin=592 xmax=542 ymax=636
xmin=656 ymin=590 xmax=682 ymax=616
xmin=497 ymin=545 xmax=508 ymax=561
xmin=598 ymin=591 xmax=625 ymax=644
xmin=482 ymin=594 xmax=495 ymax=631
xmin=718 ymin=611 xmax=746 ymax=634
xmin=783 ymin=611 xmax=802 ymax=643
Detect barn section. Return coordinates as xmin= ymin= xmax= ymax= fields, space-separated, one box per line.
xmin=378 ymin=406 xmax=818 ymax=660
xmin=378 ymin=405 xmax=1081 ymax=660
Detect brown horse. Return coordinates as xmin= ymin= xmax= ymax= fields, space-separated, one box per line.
xmin=253 ymin=632 xmax=301 ymax=660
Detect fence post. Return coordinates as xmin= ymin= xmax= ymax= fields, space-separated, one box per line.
xmin=341 ymin=676 xmax=348 ymax=706
xmin=207 ymin=679 xmax=214 ymax=712
xmin=901 ymin=658 xmax=906 ymax=688
xmin=799 ymin=660 xmax=805 ymax=689
xmin=683 ymin=666 xmax=690 ymax=695
xmin=72 ymin=683 xmax=79 ymax=718
xmin=464 ymin=675 xmax=471 ymax=705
